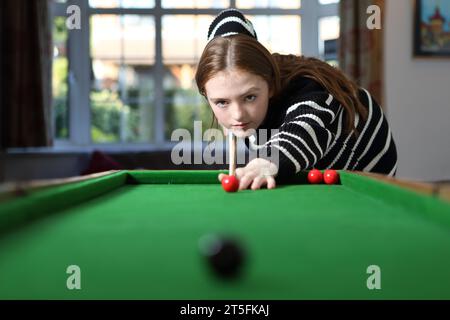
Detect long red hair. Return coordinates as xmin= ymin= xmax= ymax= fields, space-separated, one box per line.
xmin=195 ymin=35 xmax=367 ymax=133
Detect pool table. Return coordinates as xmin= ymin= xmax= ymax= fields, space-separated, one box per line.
xmin=0 ymin=170 xmax=450 ymax=300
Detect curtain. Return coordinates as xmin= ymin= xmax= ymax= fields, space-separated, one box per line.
xmin=339 ymin=0 xmax=385 ymax=107
xmin=0 ymin=0 xmax=52 ymax=149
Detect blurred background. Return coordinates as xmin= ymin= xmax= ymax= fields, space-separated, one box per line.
xmin=1 ymin=0 xmax=449 ymax=183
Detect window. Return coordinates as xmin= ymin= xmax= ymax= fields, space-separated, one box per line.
xmin=52 ymin=15 xmax=69 ymax=139
xmin=50 ymin=0 xmax=339 ymax=149
xmin=90 ymin=14 xmax=155 ymax=143
xmin=319 ymin=16 xmax=339 ymax=65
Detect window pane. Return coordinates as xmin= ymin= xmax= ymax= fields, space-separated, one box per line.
xmin=236 ymin=0 xmax=300 ymax=9
xmin=162 ymin=0 xmax=229 ymax=8
xmin=90 ymin=15 xmax=155 ymax=143
xmin=52 ymin=16 xmax=69 ymax=140
xmin=319 ymin=0 xmax=339 ymax=4
xmin=162 ymin=15 xmax=214 ymax=140
xmin=319 ymin=16 xmax=339 ymax=65
xmin=163 ymin=65 xmax=212 ymax=140
xmin=249 ymin=15 xmax=301 ymax=55
xmin=89 ymin=0 xmax=155 ymax=8
xmin=162 ymin=15 xmax=211 ymax=64
xmin=91 ymin=15 xmax=154 ymax=63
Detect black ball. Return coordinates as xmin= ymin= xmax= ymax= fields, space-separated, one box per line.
xmin=199 ymin=235 xmax=245 ymax=279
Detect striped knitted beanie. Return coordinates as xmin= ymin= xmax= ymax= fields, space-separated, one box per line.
xmin=207 ymin=9 xmax=258 ymax=42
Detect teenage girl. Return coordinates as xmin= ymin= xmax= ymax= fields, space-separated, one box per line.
xmin=195 ymin=9 xmax=397 ymax=190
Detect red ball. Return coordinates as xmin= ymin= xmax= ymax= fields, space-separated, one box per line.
xmin=221 ymin=175 xmax=239 ymax=192
xmin=307 ymin=169 xmax=323 ymax=184
xmin=323 ymin=169 xmax=339 ymax=185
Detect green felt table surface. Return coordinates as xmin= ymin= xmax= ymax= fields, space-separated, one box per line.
xmin=0 ymin=170 xmax=450 ymax=299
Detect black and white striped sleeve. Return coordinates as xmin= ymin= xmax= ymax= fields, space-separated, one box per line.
xmin=259 ymin=92 xmax=341 ymax=179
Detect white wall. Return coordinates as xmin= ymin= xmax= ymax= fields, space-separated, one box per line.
xmin=385 ymin=0 xmax=450 ymax=182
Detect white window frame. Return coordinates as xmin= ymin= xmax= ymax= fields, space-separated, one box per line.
xmin=50 ymin=0 xmax=338 ymax=152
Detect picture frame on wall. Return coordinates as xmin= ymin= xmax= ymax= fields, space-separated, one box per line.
xmin=414 ymin=0 xmax=450 ymax=57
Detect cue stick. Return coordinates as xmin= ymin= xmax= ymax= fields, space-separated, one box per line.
xmin=229 ymin=131 xmax=237 ymax=176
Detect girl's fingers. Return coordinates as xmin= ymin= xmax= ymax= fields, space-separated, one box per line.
xmin=251 ymin=176 xmax=265 ymax=190
xmin=223 ymin=163 xmax=276 ymax=191
xmin=266 ymin=176 xmax=277 ymax=189
xmin=235 ymin=167 xmax=244 ymax=180
xmin=239 ymin=174 xmax=254 ymax=190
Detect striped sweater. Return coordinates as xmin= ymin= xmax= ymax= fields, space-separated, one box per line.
xmin=247 ymin=76 xmax=398 ymax=181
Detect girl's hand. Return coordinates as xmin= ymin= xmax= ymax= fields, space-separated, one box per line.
xmin=218 ymin=158 xmax=278 ymax=190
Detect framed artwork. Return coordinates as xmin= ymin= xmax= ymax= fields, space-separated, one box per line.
xmin=414 ymin=0 xmax=450 ymax=57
